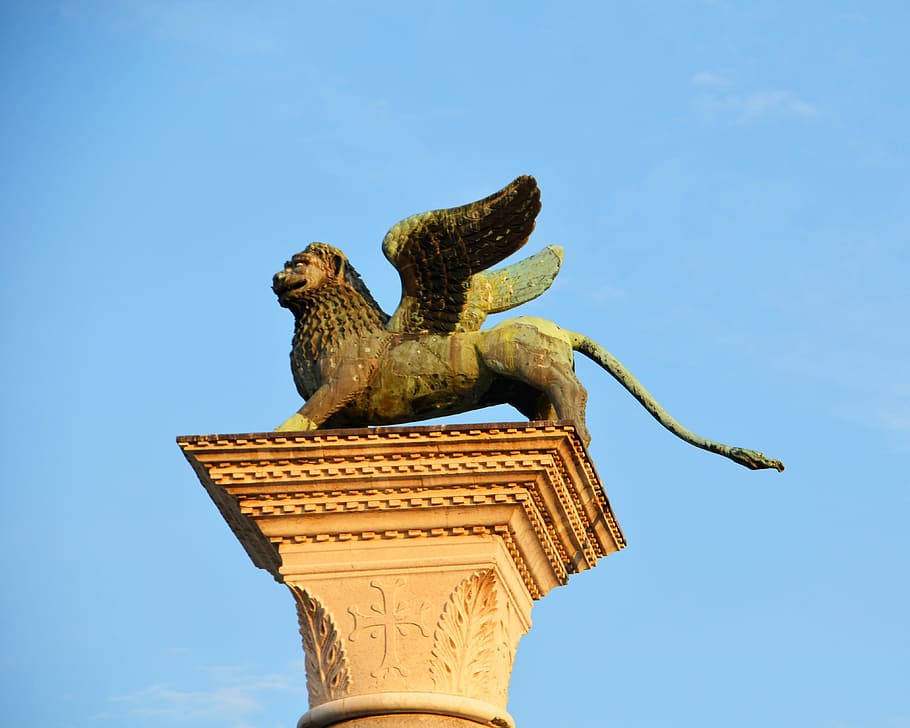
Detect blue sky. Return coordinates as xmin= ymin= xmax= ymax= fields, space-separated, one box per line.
xmin=2 ymin=2 xmax=908 ymax=727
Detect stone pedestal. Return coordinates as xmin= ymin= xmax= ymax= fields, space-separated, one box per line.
xmin=178 ymin=422 xmax=625 ymax=728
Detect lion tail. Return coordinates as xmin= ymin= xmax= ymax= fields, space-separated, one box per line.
xmin=569 ymin=332 xmax=784 ymax=472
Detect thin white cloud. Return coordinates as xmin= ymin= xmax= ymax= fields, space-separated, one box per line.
xmin=691 ymin=72 xmax=817 ymax=122
xmin=691 ymin=71 xmax=731 ymax=88
xmin=113 ymin=683 xmax=259 ymax=719
xmin=878 ymin=409 xmax=910 ymax=434
xmin=585 ymin=285 xmax=627 ymax=305
xmin=770 ymin=345 xmax=910 ymax=455
xmin=738 ymin=89 xmax=817 ymax=119
xmin=111 ymin=664 xmax=307 ymax=726
xmin=127 ymin=0 xmax=287 ymax=57
xmin=837 ymin=11 xmax=869 ymax=24
xmin=831 ymin=402 xmax=910 ymax=456
xmin=699 ymin=88 xmax=818 ymax=121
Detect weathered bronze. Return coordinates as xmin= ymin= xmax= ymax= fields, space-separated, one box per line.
xmin=273 ymin=175 xmax=783 ymax=472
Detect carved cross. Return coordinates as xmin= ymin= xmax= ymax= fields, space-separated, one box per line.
xmin=348 ymin=578 xmax=430 ymax=679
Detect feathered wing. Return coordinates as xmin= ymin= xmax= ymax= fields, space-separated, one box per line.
xmin=383 ymin=175 xmax=559 ymax=334
xmin=458 ymin=245 xmax=564 ymax=332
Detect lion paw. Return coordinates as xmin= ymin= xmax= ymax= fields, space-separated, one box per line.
xmin=274 ymin=413 xmax=319 ymax=432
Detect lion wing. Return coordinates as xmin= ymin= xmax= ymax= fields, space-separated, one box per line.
xmin=382 ymin=175 xmax=559 ymax=334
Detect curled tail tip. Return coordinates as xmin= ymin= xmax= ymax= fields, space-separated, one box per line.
xmin=760 ymin=457 xmax=786 ymax=473
xmin=729 ymin=447 xmax=785 ymax=472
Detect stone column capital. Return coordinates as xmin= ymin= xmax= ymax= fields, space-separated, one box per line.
xmin=179 ymin=422 xmax=625 ymax=727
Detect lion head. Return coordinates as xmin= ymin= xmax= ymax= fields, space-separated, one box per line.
xmin=273 ymin=242 xmax=389 ymax=325
xmin=272 ymin=243 xmax=347 ymax=310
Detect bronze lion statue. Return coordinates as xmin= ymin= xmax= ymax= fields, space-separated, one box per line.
xmin=273 ymin=176 xmax=783 ymax=472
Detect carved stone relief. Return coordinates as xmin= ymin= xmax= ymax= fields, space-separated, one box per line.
xmin=292 ymin=587 xmax=352 ymax=706
xmin=430 ymin=570 xmax=514 ymax=702
xmin=348 ymin=578 xmax=431 ymax=683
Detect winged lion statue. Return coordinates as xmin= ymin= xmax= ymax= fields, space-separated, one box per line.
xmin=272 ymin=175 xmax=783 ymax=472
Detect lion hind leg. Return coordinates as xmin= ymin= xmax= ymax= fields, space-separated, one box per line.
xmin=479 ymin=323 xmax=591 ymax=445
xmin=541 ymin=364 xmax=590 ymax=444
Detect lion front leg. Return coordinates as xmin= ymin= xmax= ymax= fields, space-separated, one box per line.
xmin=274 ymin=376 xmax=360 ymax=432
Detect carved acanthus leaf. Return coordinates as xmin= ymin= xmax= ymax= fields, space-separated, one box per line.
xmin=292 ymin=588 xmax=351 ymax=706
xmin=430 ymin=570 xmax=500 ymax=693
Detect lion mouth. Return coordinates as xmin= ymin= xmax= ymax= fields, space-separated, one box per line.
xmin=273 ymin=270 xmax=313 ymax=307
xmin=272 ymin=269 xmax=288 ymax=289
xmin=273 ymin=270 xmax=296 ymax=295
